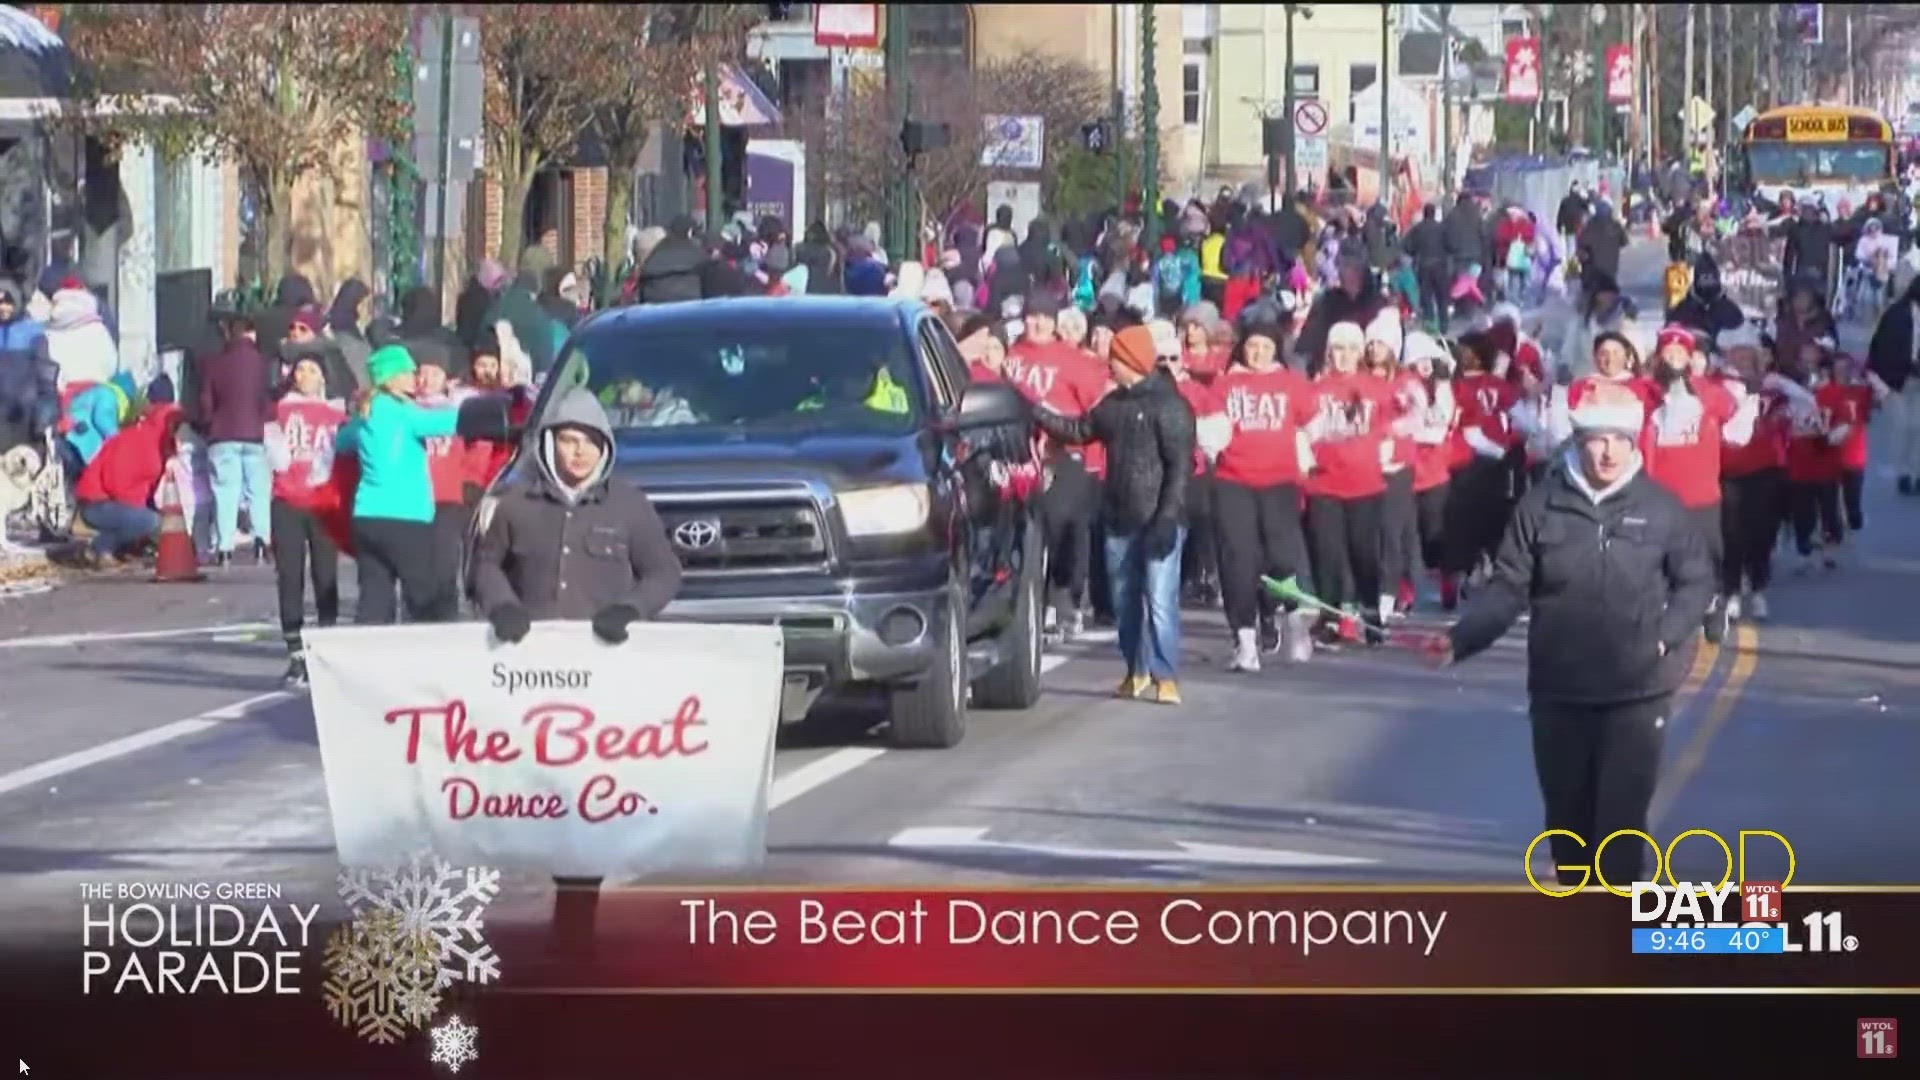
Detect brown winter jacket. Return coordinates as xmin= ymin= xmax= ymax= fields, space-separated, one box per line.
xmin=470 ymin=388 xmax=682 ymax=621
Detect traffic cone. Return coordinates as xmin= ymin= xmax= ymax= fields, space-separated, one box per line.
xmin=152 ymin=473 xmax=203 ymax=583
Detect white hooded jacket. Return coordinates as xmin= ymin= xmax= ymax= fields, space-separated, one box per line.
xmin=45 ymin=288 xmax=119 ymax=389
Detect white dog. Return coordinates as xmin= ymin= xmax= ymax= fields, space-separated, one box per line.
xmin=0 ymin=436 xmax=72 ymax=555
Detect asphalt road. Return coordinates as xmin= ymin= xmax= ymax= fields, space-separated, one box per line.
xmin=0 ymin=241 xmax=1914 ymax=942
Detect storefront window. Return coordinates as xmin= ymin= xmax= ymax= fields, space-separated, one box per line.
xmin=153 ymin=149 xmax=196 ymax=274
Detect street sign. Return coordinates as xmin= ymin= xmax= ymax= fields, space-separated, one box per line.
xmin=1293 ymin=98 xmax=1328 ymax=138
xmin=1732 ymin=104 xmax=1758 ymax=133
xmin=981 ymin=114 xmax=1044 ymax=169
xmin=812 ymin=3 xmax=879 ymax=48
xmin=1294 ymin=135 xmax=1329 ymax=180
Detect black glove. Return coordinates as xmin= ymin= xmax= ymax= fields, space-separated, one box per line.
xmin=1143 ymin=516 xmax=1181 ymax=561
xmin=488 ymin=603 xmax=531 ymax=644
xmin=591 ymin=603 xmax=639 ymax=645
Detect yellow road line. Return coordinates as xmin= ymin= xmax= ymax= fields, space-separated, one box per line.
xmin=1652 ymin=623 xmax=1760 ymax=825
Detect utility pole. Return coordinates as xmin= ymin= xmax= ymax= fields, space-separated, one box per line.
xmin=1765 ymin=6 xmax=1778 ymax=111
xmin=883 ymin=2 xmax=912 ymax=260
xmin=1682 ymin=4 xmax=1694 ymax=172
xmin=1439 ymin=3 xmax=1452 ymax=192
xmin=1112 ymin=4 xmax=1126 ymax=211
xmin=1649 ymin=6 xmax=1661 ymax=164
xmin=431 ymin=11 xmax=454 ymax=299
xmin=1844 ymin=8 xmax=1855 ymax=105
xmin=1702 ymin=4 xmax=1713 ymax=146
xmin=1141 ymin=3 xmax=1161 ymax=251
xmin=1628 ymin=4 xmax=1643 ymax=168
xmin=1283 ymin=2 xmax=1299 ymax=200
xmin=1379 ymin=3 xmax=1390 ymax=208
xmin=701 ymin=5 xmax=725 ymax=236
xmin=1573 ymin=5 xmax=1589 ymax=148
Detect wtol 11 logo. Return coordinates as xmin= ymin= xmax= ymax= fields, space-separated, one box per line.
xmin=1617 ymin=831 xmax=1858 ymax=955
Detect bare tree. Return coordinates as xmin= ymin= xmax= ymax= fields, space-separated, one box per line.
xmin=805 ymin=51 xmax=1110 ymax=235
xmin=62 ymin=3 xmax=408 ymax=285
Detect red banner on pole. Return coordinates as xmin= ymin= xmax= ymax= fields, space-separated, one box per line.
xmin=1503 ymin=38 xmax=1541 ymax=104
xmin=1604 ymin=45 xmax=1635 ymax=106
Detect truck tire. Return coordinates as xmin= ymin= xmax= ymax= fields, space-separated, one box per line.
xmin=972 ymin=555 xmax=1043 ymax=710
xmin=887 ymin=593 xmax=967 ymax=749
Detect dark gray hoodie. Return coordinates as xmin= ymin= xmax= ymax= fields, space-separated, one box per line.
xmin=470 ymin=388 xmax=683 ymax=621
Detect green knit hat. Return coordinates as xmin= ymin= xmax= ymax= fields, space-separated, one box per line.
xmin=367 ymin=344 xmax=417 ymax=386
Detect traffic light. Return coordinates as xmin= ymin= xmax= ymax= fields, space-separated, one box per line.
xmin=1081 ymin=119 xmax=1110 ymax=154
xmin=901 ymin=120 xmax=952 ymax=156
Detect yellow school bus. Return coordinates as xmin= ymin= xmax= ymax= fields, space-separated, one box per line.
xmin=1739 ymin=105 xmax=1895 ymax=213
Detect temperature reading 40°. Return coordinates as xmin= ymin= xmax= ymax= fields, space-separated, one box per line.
xmin=1727 ymin=927 xmax=1773 ymax=951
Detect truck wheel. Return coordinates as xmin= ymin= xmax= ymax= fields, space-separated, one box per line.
xmin=972 ymin=558 xmax=1042 ymax=710
xmin=887 ymin=594 xmax=967 ymax=749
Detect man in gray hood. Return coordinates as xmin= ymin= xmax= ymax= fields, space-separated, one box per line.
xmin=469 ymin=386 xmax=683 ymax=948
xmin=471 ymin=387 xmax=682 ymax=644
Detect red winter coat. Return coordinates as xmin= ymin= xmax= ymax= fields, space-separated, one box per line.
xmin=75 ymin=404 xmax=178 ymax=507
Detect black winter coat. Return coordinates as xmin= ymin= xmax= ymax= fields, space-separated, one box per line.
xmin=1032 ymin=371 xmax=1195 ymax=532
xmin=1443 ymin=202 xmax=1485 ymax=264
xmin=1403 ymin=220 xmax=1448 ymax=271
xmin=1667 ymin=292 xmax=1745 ymax=339
xmin=1449 ymin=463 xmax=1715 ymax=707
xmin=1866 ymin=281 xmax=1920 ymax=392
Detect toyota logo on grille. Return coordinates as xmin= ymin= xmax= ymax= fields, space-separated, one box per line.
xmin=672 ymin=519 xmax=722 ymax=550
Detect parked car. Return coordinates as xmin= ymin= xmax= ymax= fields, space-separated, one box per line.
xmin=467 ymin=296 xmax=1045 ymax=748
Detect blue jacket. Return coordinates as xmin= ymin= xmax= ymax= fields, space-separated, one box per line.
xmin=0 ymin=316 xmax=55 ymax=443
xmin=335 ymin=392 xmax=461 ymax=523
xmin=64 ymin=377 xmax=133 ymax=464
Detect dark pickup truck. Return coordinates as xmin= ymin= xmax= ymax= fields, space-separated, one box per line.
xmin=471 ymin=297 xmax=1045 ymax=748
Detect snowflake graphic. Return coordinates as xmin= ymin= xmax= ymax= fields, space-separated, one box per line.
xmin=339 ymin=851 xmax=503 ymax=991
xmin=428 ymin=1015 xmax=480 ymax=1073
xmin=321 ymin=909 xmax=442 ymax=1044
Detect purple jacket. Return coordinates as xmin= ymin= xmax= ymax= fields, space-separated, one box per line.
xmin=196 ymin=338 xmax=274 ymax=444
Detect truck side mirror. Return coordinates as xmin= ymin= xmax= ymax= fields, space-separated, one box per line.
xmin=955 ymin=381 xmax=1030 ymax=430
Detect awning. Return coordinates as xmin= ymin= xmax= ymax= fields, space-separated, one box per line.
xmin=0 ymin=6 xmax=71 ymax=100
xmin=687 ymin=65 xmax=781 ymax=129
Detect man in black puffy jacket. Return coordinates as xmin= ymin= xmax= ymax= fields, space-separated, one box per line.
xmin=1667 ymin=255 xmax=1745 ymax=337
xmin=1433 ymin=383 xmax=1714 ymax=890
xmin=1031 ymin=324 xmax=1196 ymax=706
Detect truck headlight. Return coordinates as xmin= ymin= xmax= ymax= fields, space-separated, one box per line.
xmin=838 ymin=484 xmax=931 ymax=537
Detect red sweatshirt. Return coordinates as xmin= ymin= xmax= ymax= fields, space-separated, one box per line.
xmin=1645 ymin=377 xmax=1738 ymax=508
xmin=1175 ymin=377 xmax=1221 ymax=475
xmin=1303 ymin=370 xmax=1393 ymax=500
xmin=1409 ymin=379 xmax=1458 ymax=492
xmin=1214 ymin=364 xmax=1315 ymax=488
xmin=1817 ymin=382 xmax=1875 ymax=473
xmin=267 ymin=394 xmax=347 ymax=508
xmin=420 ymin=393 xmax=489 ymax=506
xmin=1450 ymin=372 xmax=1520 ymax=463
xmin=1008 ymin=340 xmax=1108 ymax=476
xmin=1784 ymin=386 xmax=1841 ymax=485
xmin=1722 ymin=388 xmax=1789 ymax=477
xmin=76 ymin=405 xmax=178 ymax=508
xmin=967 ymin=360 xmax=1001 ymax=383
xmin=1380 ymin=370 xmax=1423 ymax=475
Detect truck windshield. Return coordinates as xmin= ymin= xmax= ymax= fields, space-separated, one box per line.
xmin=1745 ymin=141 xmax=1890 ymax=186
xmin=552 ymin=313 xmax=922 ymax=437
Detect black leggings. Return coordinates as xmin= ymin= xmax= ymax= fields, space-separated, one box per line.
xmin=1041 ymin=454 xmax=1096 ymax=610
xmin=1840 ymin=468 xmax=1865 ymax=532
xmin=1415 ymin=480 xmax=1450 ymax=571
xmin=270 ymin=500 xmax=338 ymax=647
xmin=1182 ymin=468 xmax=1218 ymax=587
xmin=1379 ymin=469 xmax=1419 ymax=593
xmin=432 ymin=502 xmax=474 ymax=606
xmin=1212 ymin=480 xmax=1307 ymax=631
xmin=353 ymin=517 xmax=458 ymax=625
xmin=1788 ymin=481 xmax=1844 ymax=555
xmin=1443 ymin=458 xmax=1512 ymax=574
xmin=1720 ymin=470 xmax=1783 ymax=595
xmin=1305 ymin=493 xmax=1383 ymax=611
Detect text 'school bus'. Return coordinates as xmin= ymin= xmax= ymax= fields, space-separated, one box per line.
xmin=1740 ymin=105 xmax=1894 ymax=215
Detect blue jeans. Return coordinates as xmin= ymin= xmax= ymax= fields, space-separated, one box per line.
xmin=78 ymin=500 xmax=159 ymax=555
xmin=208 ymin=441 xmax=272 ymax=552
xmin=1104 ymin=526 xmax=1185 ymax=680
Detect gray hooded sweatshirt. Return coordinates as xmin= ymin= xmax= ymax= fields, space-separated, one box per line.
xmin=470 ymin=388 xmax=683 ymax=621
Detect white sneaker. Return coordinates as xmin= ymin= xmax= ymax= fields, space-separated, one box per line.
xmin=1723 ymin=594 xmax=1742 ymax=622
xmin=1229 ymin=628 xmax=1261 ymax=672
xmin=1378 ymin=595 xmax=1397 ymax=626
xmin=1748 ymin=593 xmax=1769 ymax=621
xmin=1043 ymin=605 xmax=1059 ymax=635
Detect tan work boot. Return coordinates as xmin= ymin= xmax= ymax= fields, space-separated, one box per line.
xmin=1116 ymin=674 xmax=1151 ymax=699
xmin=1153 ymin=678 xmax=1182 ymax=705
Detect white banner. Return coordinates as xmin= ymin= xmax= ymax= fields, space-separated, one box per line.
xmin=306 ymin=622 xmax=784 ymax=879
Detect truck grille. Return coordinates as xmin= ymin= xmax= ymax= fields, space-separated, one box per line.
xmin=656 ymin=500 xmax=828 ymax=573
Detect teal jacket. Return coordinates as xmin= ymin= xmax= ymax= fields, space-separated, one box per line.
xmin=335 ymin=392 xmax=461 ymax=523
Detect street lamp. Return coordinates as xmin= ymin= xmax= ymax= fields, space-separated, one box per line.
xmin=1589 ymin=4 xmax=1608 ymax=154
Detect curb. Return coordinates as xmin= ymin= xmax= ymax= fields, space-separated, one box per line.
xmin=0 ymin=555 xmax=62 ymax=598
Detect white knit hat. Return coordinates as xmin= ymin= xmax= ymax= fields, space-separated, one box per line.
xmin=1401 ymin=330 xmax=1450 ymax=368
xmin=1148 ymin=318 xmax=1182 ymax=358
xmin=1327 ymin=321 xmax=1366 ymax=353
xmin=1569 ymin=385 xmax=1646 ymax=436
xmin=1715 ymin=323 xmax=1761 ymax=354
xmin=1364 ymin=309 xmax=1404 ymax=355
